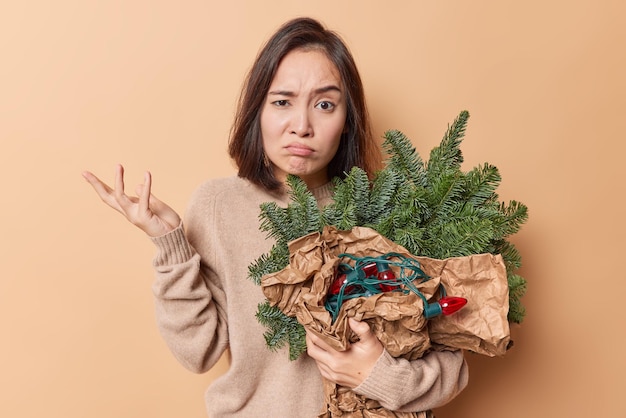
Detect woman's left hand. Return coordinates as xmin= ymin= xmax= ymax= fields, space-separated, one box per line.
xmin=306 ymin=317 xmax=384 ymax=388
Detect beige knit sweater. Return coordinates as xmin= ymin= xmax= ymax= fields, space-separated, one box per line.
xmin=150 ymin=176 xmax=468 ymax=417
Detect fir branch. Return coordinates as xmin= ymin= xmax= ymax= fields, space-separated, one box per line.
xmin=426 ymin=110 xmax=469 ymax=181
xmin=496 ymin=200 xmax=529 ymax=238
xmin=374 ymin=184 xmax=428 ymax=248
xmin=320 ymin=171 xmax=367 ymax=230
xmin=248 ymin=243 xmax=289 ymax=286
xmin=462 ymin=163 xmax=502 ymax=208
xmin=424 ymin=171 xmax=466 ymax=223
xmin=392 ymin=226 xmax=426 ymax=256
xmin=507 ymin=273 xmax=527 ymax=323
xmin=366 ymin=169 xmax=403 ymax=226
xmin=382 ymin=130 xmax=426 ymax=186
xmin=423 ymin=212 xmax=495 ymax=259
xmin=348 ymin=167 xmax=372 ymax=225
xmin=285 ymin=175 xmax=323 ymax=238
xmin=259 ymin=202 xmax=290 ymax=244
xmin=493 ymin=239 xmax=523 ymax=273
xmin=328 ymin=202 xmax=358 ymax=231
xmin=255 ymin=301 xmax=307 ymax=360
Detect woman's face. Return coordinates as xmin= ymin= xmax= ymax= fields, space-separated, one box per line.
xmin=261 ymin=48 xmax=347 ymax=189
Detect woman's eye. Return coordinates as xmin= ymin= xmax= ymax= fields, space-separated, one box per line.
xmin=273 ymin=100 xmax=289 ymax=107
xmin=316 ymin=101 xmax=335 ymax=111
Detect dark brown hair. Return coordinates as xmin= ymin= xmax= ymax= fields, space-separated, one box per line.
xmin=228 ymin=17 xmax=381 ymax=192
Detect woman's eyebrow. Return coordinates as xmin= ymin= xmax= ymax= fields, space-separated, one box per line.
xmin=267 ymin=90 xmax=295 ymax=97
xmin=314 ymin=85 xmax=342 ymax=94
xmin=268 ymin=85 xmax=342 ymax=96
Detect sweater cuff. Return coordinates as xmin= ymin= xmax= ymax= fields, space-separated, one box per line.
xmin=353 ymin=349 xmax=409 ymax=404
xmin=149 ymin=223 xmax=195 ymax=266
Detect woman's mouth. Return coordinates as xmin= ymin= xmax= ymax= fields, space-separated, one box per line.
xmin=285 ymin=143 xmax=314 ymax=157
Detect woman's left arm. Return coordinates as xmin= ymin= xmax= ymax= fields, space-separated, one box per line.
xmin=306 ymin=318 xmax=469 ymax=412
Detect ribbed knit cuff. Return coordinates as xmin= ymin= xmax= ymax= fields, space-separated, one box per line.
xmin=149 ymin=223 xmax=195 ymax=266
xmin=353 ymin=349 xmax=411 ymax=405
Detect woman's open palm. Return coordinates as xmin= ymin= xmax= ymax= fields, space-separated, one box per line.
xmin=82 ymin=164 xmax=181 ymax=237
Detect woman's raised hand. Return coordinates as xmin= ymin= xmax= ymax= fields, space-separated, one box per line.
xmin=82 ymin=164 xmax=181 ymax=237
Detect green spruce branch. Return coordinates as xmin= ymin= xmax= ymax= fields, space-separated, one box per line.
xmin=255 ymin=301 xmax=307 ymax=361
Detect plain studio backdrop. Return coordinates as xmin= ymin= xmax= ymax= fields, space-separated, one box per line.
xmin=1 ymin=1 xmax=624 ymax=417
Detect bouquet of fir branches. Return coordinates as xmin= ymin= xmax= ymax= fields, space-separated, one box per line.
xmin=248 ymin=111 xmax=528 ymax=417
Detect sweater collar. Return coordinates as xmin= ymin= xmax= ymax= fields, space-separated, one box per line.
xmin=309 ymin=181 xmax=335 ymax=205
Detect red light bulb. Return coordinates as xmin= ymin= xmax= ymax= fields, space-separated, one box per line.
xmin=328 ymin=271 xmax=358 ymax=296
xmin=424 ymin=296 xmax=468 ymax=318
xmin=362 ymin=262 xmax=378 ymax=277
xmin=439 ymin=296 xmax=467 ymax=315
xmin=375 ymin=262 xmax=396 ymax=292
xmin=328 ymin=272 xmax=346 ymax=295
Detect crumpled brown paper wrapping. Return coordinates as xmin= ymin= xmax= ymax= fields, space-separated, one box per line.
xmin=261 ymin=226 xmax=510 ymax=417
xmin=422 ymin=253 xmax=510 ymax=356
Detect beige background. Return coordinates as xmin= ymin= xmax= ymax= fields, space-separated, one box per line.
xmin=1 ymin=1 xmax=624 ymax=417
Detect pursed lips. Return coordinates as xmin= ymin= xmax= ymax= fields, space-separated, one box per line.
xmin=285 ymin=143 xmax=314 ymax=157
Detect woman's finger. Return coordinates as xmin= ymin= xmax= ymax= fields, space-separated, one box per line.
xmin=348 ymin=318 xmax=371 ymax=340
xmin=135 ymin=182 xmax=181 ymax=228
xmin=306 ymin=330 xmax=339 ymax=367
xmin=306 ymin=330 xmax=331 ymax=352
xmin=139 ymin=171 xmax=152 ymax=214
xmin=82 ymin=171 xmax=112 ymax=197
xmin=112 ymin=164 xmax=136 ymax=214
xmin=82 ymin=171 xmax=122 ymax=211
xmin=114 ymin=164 xmax=125 ymax=197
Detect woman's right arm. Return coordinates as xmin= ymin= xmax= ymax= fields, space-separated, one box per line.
xmin=150 ymin=224 xmax=228 ymax=373
xmin=83 ymin=165 xmax=228 ymax=372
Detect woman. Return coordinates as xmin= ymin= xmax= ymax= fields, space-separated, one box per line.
xmin=83 ymin=17 xmax=468 ymax=417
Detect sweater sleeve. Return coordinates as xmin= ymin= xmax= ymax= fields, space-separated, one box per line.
xmin=150 ymin=223 xmax=229 ymax=374
xmin=353 ymin=349 xmax=468 ymax=412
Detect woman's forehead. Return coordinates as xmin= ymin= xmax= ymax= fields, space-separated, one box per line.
xmin=270 ymin=49 xmax=342 ymax=90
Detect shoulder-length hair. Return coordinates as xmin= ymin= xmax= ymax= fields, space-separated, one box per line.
xmin=228 ymin=17 xmax=381 ymax=192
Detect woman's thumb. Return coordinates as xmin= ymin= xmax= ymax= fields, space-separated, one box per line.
xmin=348 ymin=318 xmax=372 ymax=339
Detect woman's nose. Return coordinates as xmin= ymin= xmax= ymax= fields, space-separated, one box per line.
xmin=290 ymin=108 xmax=313 ymax=137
